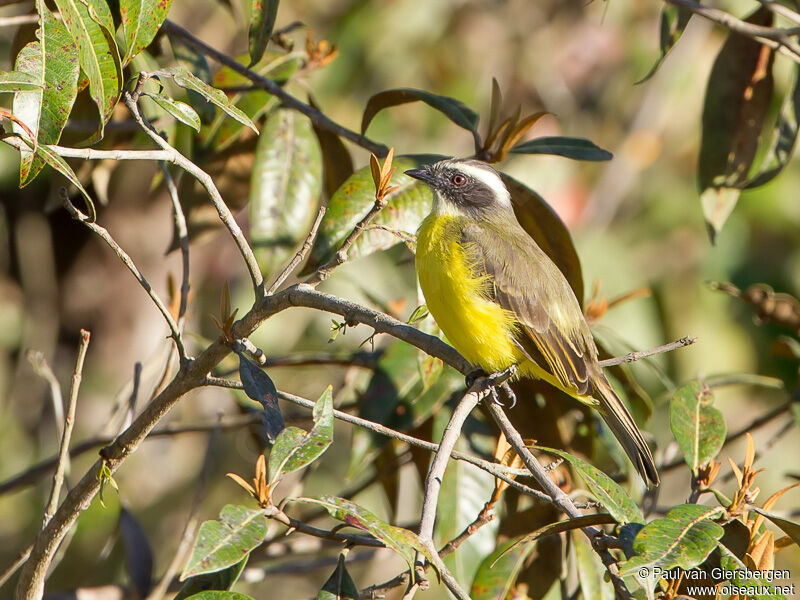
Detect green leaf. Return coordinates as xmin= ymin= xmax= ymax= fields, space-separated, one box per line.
xmin=750 ymin=507 xmax=800 ymax=547
xmin=250 ymin=108 xmax=323 ymax=277
xmin=268 ymin=386 xmax=333 ymax=483
xmin=181 ymin=505 xmax=268 ymax=580
xmin=303 ymin=154 xmax=440 ymax=273
xmin=12 ymin=5 xmax=79 ymax=184
xmin=120 ymin=0 xmax=173 ymax=65
xmin=175 ymin=558 xmax=248 ymax=600
xmin=572 ymin=531 xmax=615 ymax=600
xmin=297 ymin=496 xmax=439 ymax=575
xmin=719 ymin=547 xmax=787 ymax=600
xmin=145 ymin=93 xmax=201 ymax=131
xmin=618 ymin=504 xmax=724 ymax=578
xmin=248 ymin=0 xmax=279 ymax=66
xmin=184 ymin=592 xmax=256 ymax=600
xmin=669 ymin=381 xmax=726 ymax=474
xmin=637 ymin=4 xmax=692 ymax=84
xmin=53 ymin=0 xmax=122 ymax=142
xmin=316 ymin=557 xmax=360 ymax=600
xmin=361 ymin=88 xmax=480 ymax=138
xmin=470 ymin=536 xmax=536 ymax=600
xmin=171 ymin=38 xmax=216 ymax=125
xmin=0 ymin=70 xmax=42 ymax=92
xmin=237 ymin=354 xmax=284 ymax=442
xmin=509 ymin=136 xmax=613 ymax=161
xmin=310 ymin=95 xmax=355 ymax=198
xmin=698 ymin=6 xmax=774 ymax=241
xmin=166 ymin=65 xmax=258 ymax=133
xmin=746 ymin=62 xmax=800 ymax=189
xmin=537 ymin=446 xmax=644 ymax=524
xmin=502 ymin=174 xmax=584 ymax=304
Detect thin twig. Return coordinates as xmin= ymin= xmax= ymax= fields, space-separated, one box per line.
xmin=123 ymin=87 xmax=264 ymax=298
xmin=162 ymin=166 xmax=190 ymax=324
xmin=42 ymin=330 xmax=90 ymax=527
xmin=487 ymin=404 xmax=633 ymax=600
xmin=0 ymin=545 xmax=32 ymax=590
xmin=1 ymin=137 xmax=172 ymax=161
xmin=0 ymin=14 xmax=41 ymax=27
xmin=266 ymin=505 xmax=384 ymax=548
xmin=266 ymin=204 xmax=326 ymax=294
xmin=597 ymin=336 xmax=696 ymax=368
xmin=61 ymin=192 xmax=188 ymax=363
xmin=160 ymin=20 xmax=389 ymax=157
xmin=25 ymin=351 xmax=64 ymax=436
xmin=758 ymin=0 xmax=800 ymax=26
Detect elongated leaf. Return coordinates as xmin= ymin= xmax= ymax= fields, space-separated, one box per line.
xmin=638 ymin=4 xmax=692 ymax=84
xmin=502 ymin=174 xmax=583 ymax=303
xmin=184 ymin=592 xmax=256 ymax=600
xmin=250 ymin=108 xmax=322 ymax=276
xmin=12 ymin=5 xmax=79 ymax=184
xmin=53 ymin=0 xmax=122 ymax=142
xmin=181 ymin=505 xmax=268 ymax=580
xmin=470 ymin=536 xmax=536 ymax=600
xmin=303 ymin=154 xmax=439 ymax=273
xmin=361 ymin=88 xmax=479 ymax=137
xmin=537 ymin=446 xmax=643 ymax=524
xmin=0 ymin=70 xmax=42 ymax=92
xmin=238 ymin=354 xmax=284 ymax=442
xmin=297 ymin=496 xmax=439 ymax=574
xmin=167 ymin=65 xmax=258 ymax=132
xmin=310 ymin=96 xmax=355 ymax=198
xmin=120 ymin=0 xmax=173 ymax=65
xmin=145 ymin=93 xmax=201 ymax=131
xmin=317 ymin=557 xmax=360 ymax=600
xmin=268 ymin=386 xmax=333 ymax=483
xmin=572 ymin=531 xmax=614 ymax=600
xmin=248 ymin=0 xmax=279 ymax=66
xmin=509 ymin=136 xmax=612 ymax=161
xmin=747 ymin=62 xmax=800 ymax=189
xmin=698 ymin=6 xmax=774 ymax=241
xmin=669 ymin=381 xmax=725 ymax=474
xmin=175 ymin=558 xmax=248 ymax=600
xmin=171 ymin=39 xmax=216 ymax=125
xmin=750 ymin=508 xmax=800 ymax=548
xmin=618 ymin=504 xmax=724 ymax=578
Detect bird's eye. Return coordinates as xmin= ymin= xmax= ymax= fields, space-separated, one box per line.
xmin=451 ymin=174 xmax=466 ymax=185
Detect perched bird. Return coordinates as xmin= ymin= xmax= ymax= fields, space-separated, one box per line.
xmin=406 ymin=158 xmax=659 ymax=486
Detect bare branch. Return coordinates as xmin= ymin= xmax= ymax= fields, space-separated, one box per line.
xmin=42 ymin=330 xmax=90 ymax=527
xmin=25 ymin=351 xmax=64 ymax=435
xmin=160 ymin=20 xmax=389 ymax=157
xmin=758 ymin=0 xmax=800 ymax=26
xmin=598 ymin=336 xmax=696 ymax=368
xmin=1 ymin=137 xmax=173 ymax=161
xmin=266 ymin=204 xmax=326 ymax=294
xmin=123 ymin=88 xmax=265 ymax=298
xmin=161 ymin=166 xmax=190 ymax=324
xmin=61 ymin=192 xmax=188 ymax=363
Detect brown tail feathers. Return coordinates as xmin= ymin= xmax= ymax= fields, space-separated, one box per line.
xmin=591 ymin=371 xmax=660 ymax=487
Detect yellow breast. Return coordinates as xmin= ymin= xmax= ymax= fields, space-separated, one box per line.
xmin=416 ymin=214 xmax=523 ymax=373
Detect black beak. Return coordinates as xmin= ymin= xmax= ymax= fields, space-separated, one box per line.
xmin=404 ymin=167 xmax=435 ymax=185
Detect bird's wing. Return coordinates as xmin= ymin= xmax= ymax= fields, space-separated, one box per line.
xmin=461 ymin=221 xmax=595 ymax=395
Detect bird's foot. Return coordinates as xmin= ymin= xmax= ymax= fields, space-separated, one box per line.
xmin=465 ymin=368 xmax=488 ymax=389
xmin=467 ymin=365 xmax=518 ymax=407
xmin=500 ymin=381 xmax=517 ymax=408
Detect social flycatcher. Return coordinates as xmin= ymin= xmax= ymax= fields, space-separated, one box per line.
xmin=406 ymin=158 xmax=659 ymax=486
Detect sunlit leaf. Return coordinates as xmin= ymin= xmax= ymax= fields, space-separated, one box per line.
xmin=296 ymin=496 xmax=439 ymax=575
xmin=698 ymin=6 xmax=774 ymax=241
xmin=181 ymin=505 xmax=268 ymax=580
xmin=361 ymin=88 xmax=479 ymax=137
xmin=175 ymin=558 xmax=248 ymax=600
xmin=53 ymin=0 xmax=122 ymax=142
xmin=0 ymin=70 xmax=42 ymax=92
xmin=238 ymin=354 xmax=284 ymax=442
xmin=669 ymin=381 xmax=726 ymax=474
xmin=638 ymin=4 xmax=692 ymax=83
xmin=167 ymin=65 xmax=258 ymax=132
xmin=145 ymin=93 xmax=201 ymax=131
xmin=268 ymin=386 xmax=333 ymax=483
xmin=750 ymin=508 xmax=800 ymax=548
xmin=537 ymin=446 xmax=643 ymax=524
xmin=618 ymin=504 xmax=724 ymax=578
xmin=248 ymin=0 xmax=279 ymax=66
xmin=120 ymin=0 xmax=173 ymax=65
xmin=509 ymin=136 xmax=612 ymax=161
xmin=249 ymin=108 xmax=322 ymax=277
xmin=12 ymin=5 xmax=79 ymax=184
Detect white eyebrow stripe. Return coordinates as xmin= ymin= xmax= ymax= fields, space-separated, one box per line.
xmin=455 ymin=162 xmax=511 ymax=207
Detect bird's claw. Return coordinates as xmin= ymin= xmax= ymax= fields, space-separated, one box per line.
xmin=466 ymin=365 xmax=518 ymax=407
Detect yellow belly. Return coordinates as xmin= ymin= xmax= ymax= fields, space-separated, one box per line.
xmin=416 ymin=214 xmax=524 ymax=373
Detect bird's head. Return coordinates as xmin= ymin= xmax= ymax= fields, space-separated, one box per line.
xmin=405 ymin=158 xmax=512 ymax=217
